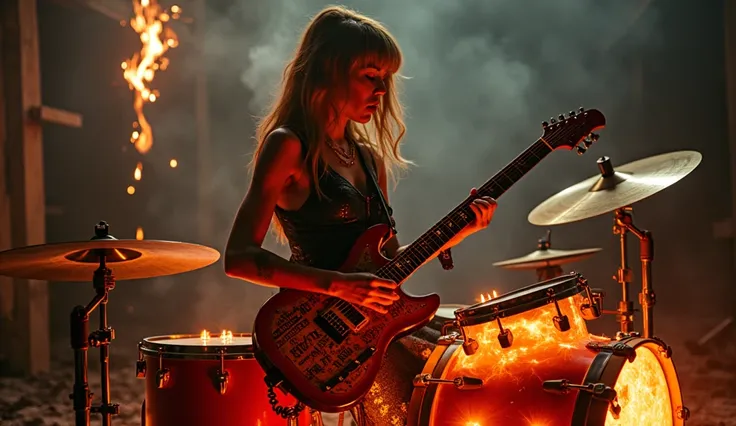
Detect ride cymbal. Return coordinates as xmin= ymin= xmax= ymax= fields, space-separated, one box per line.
xmin=0 ymin=239 xmax=221 ymax=282
xmin=528 ymin=150 xmax=702 ymax=226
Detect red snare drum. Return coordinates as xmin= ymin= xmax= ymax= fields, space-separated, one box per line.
xmin=137 ymin=333 xmax=313 ymax=426
xmin=408 ymin=273 xmax=689 ymax=426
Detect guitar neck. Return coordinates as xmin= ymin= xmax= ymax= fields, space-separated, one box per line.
xmin=376 ymin=139 xmax=553 ymax=284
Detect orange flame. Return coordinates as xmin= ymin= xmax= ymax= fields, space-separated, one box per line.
xmin=478 ymin=290 xmax=498 ymax=303
xmin=219 ymin=330 xmax=233 ymax=344
xmin=135 ymin=226 xmax=144 ymax=240
xmin=134 ymin=162 xmax=143 ymax=181
xmin=122 ymin=0 xmax=180 ymax=155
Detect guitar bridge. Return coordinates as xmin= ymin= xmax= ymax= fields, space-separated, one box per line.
xmin=320 ymin=347 xmax=376 ymax=391
xmin=314 ymin=299 xmax=369 ymax=343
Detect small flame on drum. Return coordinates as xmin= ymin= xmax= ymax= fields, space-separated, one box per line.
xmin=479 ymin=290 xmax=498 ymax=303
xmin=200 ymin=329 xmax=210 ymax=344
xmin=219 ymin=330 xmax=233 ymax=344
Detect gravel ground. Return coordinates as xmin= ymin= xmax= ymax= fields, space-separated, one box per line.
xmin=1 ymin=315 xmax=735 ymax=426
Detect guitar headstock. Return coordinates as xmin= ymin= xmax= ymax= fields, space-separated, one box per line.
xmin=541 ymin=107 xmax=606 ymax=155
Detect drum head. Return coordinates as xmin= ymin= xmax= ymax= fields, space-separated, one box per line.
xmin=139 ymin=333 xmax=254 ymax=359
xmin=456 ymin=272 xmax=587 ymax=327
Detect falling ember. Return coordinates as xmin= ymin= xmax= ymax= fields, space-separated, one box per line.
xmin=121 ymin=0 xmax=180 ymax=155
xmin=134 ymin=162 xmax=143 ymax=181
xmin=135 ymin=227 xmax=144 ymax=240
xmin=169 ymin=158 xmax=178 ymax=168
xmin=200 ymin=329 xmax=210 ymax=343
xmin=127 ymin=185 xmax=136 ymax=195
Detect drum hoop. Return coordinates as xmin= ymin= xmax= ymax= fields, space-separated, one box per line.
xmin=455 ymin=272 xmax=585 ymax=327
xmin=571 ymin=336 xmax=686 ymax=426
xmin=139 ymin=333 xmax=255 ymax=359
xmin=406 ymin=341 xmax=462 ymax=426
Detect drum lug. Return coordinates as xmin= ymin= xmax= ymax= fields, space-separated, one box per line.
xmin=156 ymin=368 xmax=170 ymax=389
xmin=547 ymin=288 xmax=570 ymax=332
xmin=580 ymin=287 xmax=604 ymax=321
xmin=215 ymin=369 xmax=230 ymax=395
xmin=677 ymin=405 xmax=690 ymax=420
xmin=543 ymin=379 xmax=622 ymax=419
xmin=135 ymin=360 xmax=146 ymax=379
xmin=585 ymin=341 xmax=637 ymax=362
xmin=650 ymin=336 xmax=673 ymax=358
xmin=412 ymin=373 xmax=483 ymax=390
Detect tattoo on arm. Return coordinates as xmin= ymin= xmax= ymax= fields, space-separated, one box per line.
xmin=253 ymin=251 xmax=275 ymax=280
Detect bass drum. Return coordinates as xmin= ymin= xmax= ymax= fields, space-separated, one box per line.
xmin=137 ymin=333 xmax=314 ymax=426
xmin=408 ymin=273 xmax=689 ymax=426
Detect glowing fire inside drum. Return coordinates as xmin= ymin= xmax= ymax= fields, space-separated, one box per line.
xmin=433 ymin=295 xmax=675 ymax=426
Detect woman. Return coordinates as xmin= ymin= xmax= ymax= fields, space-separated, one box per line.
xmin=224 ymin=6 xmax=497 ymax=425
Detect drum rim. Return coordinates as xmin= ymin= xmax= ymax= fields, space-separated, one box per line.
xmin=571 ymin=335 xmax=686 ymax=425
xmin=139 ymin=333 xmax=255 ymax=359
xmin=454 ymin=272 xmax=586 ymax=327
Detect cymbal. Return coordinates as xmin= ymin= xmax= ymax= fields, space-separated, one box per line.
xmin=0 ymin=239 xmax=221 ymax=282
xmin=493 ymin=247 xmax=602 ymax=270
xmin=528 ymin=150 xmax=702 ymax=226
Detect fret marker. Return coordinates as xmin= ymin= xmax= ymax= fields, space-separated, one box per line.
xmin=539 ymin=137 xmax=553 ymax=150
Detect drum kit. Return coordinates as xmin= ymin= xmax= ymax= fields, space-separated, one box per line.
xmin=418 ymin=150 xmax=702 ymax=426
xmin=0 ymin=149 xmax=703 ymax=426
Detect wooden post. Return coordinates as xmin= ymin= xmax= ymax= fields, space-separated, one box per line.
xmin=0 ymin=0 xmax=49 ymax=375
xmin=193 ymin=0 xmax=213 ymax=247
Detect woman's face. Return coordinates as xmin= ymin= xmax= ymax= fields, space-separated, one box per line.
xmin=340 ymin=63 xmax=389 ymax=124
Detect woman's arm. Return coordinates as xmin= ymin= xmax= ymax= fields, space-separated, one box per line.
xmin=224 ymin=129 xmax=340 ymax=294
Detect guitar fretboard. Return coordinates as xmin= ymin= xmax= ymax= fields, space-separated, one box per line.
xmin=376 ymin=139 xmax=553 ymax=284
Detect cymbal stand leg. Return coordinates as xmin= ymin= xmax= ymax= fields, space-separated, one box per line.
xmin=613 ymin=208 xmax=635 ymax=335
xmin=89 ymin=255 xmax=119 ymax=425
xmin=614 ymin=208 xmax=655 ymax=338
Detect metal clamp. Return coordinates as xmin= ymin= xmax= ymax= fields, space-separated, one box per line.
xmin=155 ymin=347 xmax=170 ymax=389
xmin=135 ymin=343 xmax=146 ymax=379
xmin=412 ymin=373 xmax=483 ymax=390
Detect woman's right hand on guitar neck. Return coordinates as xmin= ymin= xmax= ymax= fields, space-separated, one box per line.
xmin=328 ymin=272 xmax=399 ymax=314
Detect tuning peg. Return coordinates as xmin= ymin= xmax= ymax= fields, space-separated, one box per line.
xmin=542 ymin=121 xmax=549 ymax=128
xmin=550 ymin=118 xmax=557 ymax=124
xmin=579 ymin=107 xmax=585 ymax=113
xmin=576 ymin=145 xmax=587 ymax=155
xmin=558 ymin=114 xmax=565 ymax=121
xmin=590 ymin=133 xmax=600 ymax=141
xmin=569 ymin=110 xmax=576 ymax=117
xmin=583 ymin=138 xmax=593 ymax=148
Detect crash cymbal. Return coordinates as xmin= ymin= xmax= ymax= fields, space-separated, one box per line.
xmin=493 ymin=247 xmax=602 ymax=270
xmin=528 ymin=150 xmax=702 ymax=226
xmin=0 ymin=239 xmax=221 ymax=282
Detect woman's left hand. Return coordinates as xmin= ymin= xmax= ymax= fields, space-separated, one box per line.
xmin=465 ymin=187 xmax=497 ymax=236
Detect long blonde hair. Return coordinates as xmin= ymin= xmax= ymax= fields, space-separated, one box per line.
xmin=252 ymin=6 xmax=411 ymax=241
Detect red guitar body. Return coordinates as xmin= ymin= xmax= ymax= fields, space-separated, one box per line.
xmin=253 ymin=223 xmax=440 ymax=413
xmin=252 ymin=107 xmax=606 ymax=413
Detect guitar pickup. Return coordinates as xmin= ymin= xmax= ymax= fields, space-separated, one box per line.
xmin=314 ymin=299 xmax=369 ymax=344
xmin=320 ymin=347 xmax=376 ymax=391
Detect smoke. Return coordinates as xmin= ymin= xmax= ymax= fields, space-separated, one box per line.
xmin=119 ymin=0 xmax=697 ymax=337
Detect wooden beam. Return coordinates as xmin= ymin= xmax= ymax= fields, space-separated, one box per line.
xmin=29 ymin=105 xmax=82 ymax=128
xmin=0 ymin=0 xmax=49 ymax=375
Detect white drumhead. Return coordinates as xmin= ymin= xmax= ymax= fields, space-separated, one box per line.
xmin=435 ymin=304 xmax=467 ymax=319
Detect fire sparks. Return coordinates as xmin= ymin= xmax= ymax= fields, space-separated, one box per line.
xmin=127 ymin=185 xmax=136 ymax=195
xmin=121 ymin=0 xmax=181 ymax=192
xmin=478 ymin=290 xmax=498 ymax=303
xmin=122 ymin=0 xmax=179 ymax=156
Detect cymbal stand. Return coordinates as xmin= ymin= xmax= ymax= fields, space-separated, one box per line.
xmin=70 ymin=222 xmax=119 ymax=426
xmin=534 ymin=230 xmax=565 ymax=281
xmin=612 ymin=207 xmax=655 ymax=338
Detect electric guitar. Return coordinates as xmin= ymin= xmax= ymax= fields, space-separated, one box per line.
xmin=252 ymin=108 xmax=606 ymax=412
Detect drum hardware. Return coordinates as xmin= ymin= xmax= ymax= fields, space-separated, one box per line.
xmin=542 ymin=379 xmax=622 ymax=419
xmin=528 ymin=151 xmax=703 ymax=339
xmin=492 ymin=229 xmax=602 ymax=282
xmin=547 ymin=287 xmax=571 ymax=332
xmin=493 ymin=315 xmax=514 ymax=349
xmin=412 ymin=373 xmax=484 ymax=390
xmin=215 ymin=348 xmax=230 ymax=395
xmin=0 ymin=221 xmax=220 ymax=426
